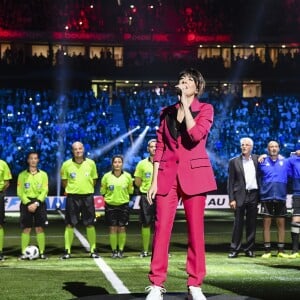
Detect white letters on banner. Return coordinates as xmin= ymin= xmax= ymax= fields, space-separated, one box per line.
xmin=4 ymin=195 xmax=293 ymax=211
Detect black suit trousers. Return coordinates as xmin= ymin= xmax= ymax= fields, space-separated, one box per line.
xmin=230 ymin=192 xmax=258 ymax=252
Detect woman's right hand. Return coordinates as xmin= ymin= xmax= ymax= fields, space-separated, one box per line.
xmin=147 ymin=182 xmax=157 ymax=205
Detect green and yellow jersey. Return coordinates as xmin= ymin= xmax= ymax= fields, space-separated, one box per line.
xmin=61 ymin=158 xmax=98 ymax=194
xmin=0 ymin=160 xmax=12 ymax=191
xmin=134 ymin=157 xmax=153 ymax=193
xmin=100 ymin=171 xmax=133 ymax=206
xmin=17 ymin=169 xmax=48 ymax=205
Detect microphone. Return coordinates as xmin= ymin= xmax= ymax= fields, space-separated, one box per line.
xmin=175 ymin=86 xmax=182 ymax=97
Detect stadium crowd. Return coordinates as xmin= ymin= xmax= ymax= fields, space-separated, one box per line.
xmin=0 ymin=88 xmax=119 ymax=193
xmin=1 ymin=0 xmax=299 ymax=37
xmin=123 ymin=86 xmax=300 ymax=191
xmin=0 ymin=0 xmax=233 ymax=34
xmin=1 ymin=86 xmax=300 ymax=194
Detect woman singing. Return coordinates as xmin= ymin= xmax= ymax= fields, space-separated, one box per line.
xmin=145 ymin=68 xmax=217 ymax=300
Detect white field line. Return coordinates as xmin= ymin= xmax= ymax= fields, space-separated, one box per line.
xmin=57 ymin=210 xmax=130 ymax=294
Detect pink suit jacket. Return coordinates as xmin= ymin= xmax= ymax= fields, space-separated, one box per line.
xmin=154 ymin=98 xmax=217 ymax=196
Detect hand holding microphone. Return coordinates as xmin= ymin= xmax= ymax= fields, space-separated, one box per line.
xmin=175 ymin=84 xmax=188 ymax=105
xmin=175 ymin=86 xmax=182 ymax=97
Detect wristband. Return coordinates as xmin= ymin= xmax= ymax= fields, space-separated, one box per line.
xmin=34 ymin=201 xmax=40 ymax=207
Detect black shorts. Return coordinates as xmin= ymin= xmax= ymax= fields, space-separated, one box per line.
xmin=0 ymin=191 xmax=5 ymax=225
xmin=20 ymin=202 xmax=48 ymax=229
xmin=292 ymin=196 xmax=300 ymax=216
xmin=260 ymin=200 xmax=287 ymax=217
xmin=139 ymin=194 xmax=155 ymax=226
xmin=65 ymin=194 xmax=96 ymax=227
xmin=105 ymin=203 xmax=129 ymax=227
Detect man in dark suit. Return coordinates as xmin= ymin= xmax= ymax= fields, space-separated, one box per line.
xmin=227 ymin=137 xmax=260 ymax=258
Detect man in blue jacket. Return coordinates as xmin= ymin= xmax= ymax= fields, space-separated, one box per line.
xmin=259 ymin=141 xmax=291 ymax=258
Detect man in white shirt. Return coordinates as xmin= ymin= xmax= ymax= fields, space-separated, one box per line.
xmin=227 ymin=137 xmax=260 ymax=258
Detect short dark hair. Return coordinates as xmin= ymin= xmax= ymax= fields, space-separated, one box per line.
xmin=27 ymin=151 xmax=39 ymax=160
xmin=178 ymin=68 xmax=205 ymax=96
xmin=111 ymin=154 xmax=124 ymax=164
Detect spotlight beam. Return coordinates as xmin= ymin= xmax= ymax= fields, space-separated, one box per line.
xmin=123 ymin=126 xmax=150 ymax=169
xmin=90 ymin=126 xmax=141 ymax=159
xmin=56 ymin=94 xmax=68 ymax=197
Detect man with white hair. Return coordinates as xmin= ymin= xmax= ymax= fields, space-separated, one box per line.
xmin=227 ymin=137 xmax=260 ymax=258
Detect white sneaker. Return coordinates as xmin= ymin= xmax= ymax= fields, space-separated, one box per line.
xmin=145 ymin=285 xmax=166 ymax=300
xmin=189 ymin=286 xmax=206 ymax=300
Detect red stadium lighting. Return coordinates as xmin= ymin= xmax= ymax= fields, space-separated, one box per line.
xmin=187 ymin=33 xmax=196 ymax=42
xmin=130 ymin=5 xmax=137 ymax=13
xmin=185 ymin=7 xmax=193 ymax=15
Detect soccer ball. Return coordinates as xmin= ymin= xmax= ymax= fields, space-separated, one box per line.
xmin=24 ymin=245 xmax=40 ymax=260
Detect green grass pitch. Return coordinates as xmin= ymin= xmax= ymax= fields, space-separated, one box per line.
xmin=0 ymin=210 xmax=300 ymax=299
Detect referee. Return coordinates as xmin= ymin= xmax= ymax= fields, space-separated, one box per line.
xmin=60 ymin=141 xmax=99 ymax=259
xmin=0 ymin=158 xmax=12 ymax=261
xmin=100 ymin=155 xmax=133 ymax=258
xmin=134 ymin=139 xmax=156 ymax=257
xmin=17 ymin=151 xmax=48 ymax=260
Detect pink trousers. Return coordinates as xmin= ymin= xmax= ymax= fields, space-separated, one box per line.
xmin=148 ymin=177 xmax=206 ymax=287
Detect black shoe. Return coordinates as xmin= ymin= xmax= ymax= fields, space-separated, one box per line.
xmin=228 ymin=251 xmax=238 ymax=258
xmin=0 ymin=252 xmax=4 ymax=261
xmin=245 ymin=250 xmax=255 ymax=258
xmin=90 ymin=251 xmax=100 ymax=258
xmin=117 ymin=250 xmax=124 ymax=258
xmin=111 ymin=250 xmax=118 ymax=258
xmin=140 ymin=251 xmax=149 ymax=258
xmin=60 ymin=250 xmax=71 ymax=260
xmin=40 ymin=254 xmax=48 ymax=260
xmin=18 ymin=254 xmax=28 ymax=260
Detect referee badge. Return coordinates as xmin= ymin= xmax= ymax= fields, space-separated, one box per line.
xmin=70 ymin=172 xmax=76 ymax=179
xmin=24 ymin=182 xmax=30 ymax=189
xmin=145 ymin=172 xmax=151 ymax=178
xmin=109 ymin=185 xmax=114 ymax=191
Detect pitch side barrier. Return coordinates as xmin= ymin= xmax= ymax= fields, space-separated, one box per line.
xmin=4 ymin=194 xmax=293 ymax=211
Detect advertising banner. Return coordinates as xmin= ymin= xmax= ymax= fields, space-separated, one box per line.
xmin=4 ymin=194 xmax=293 ymax=211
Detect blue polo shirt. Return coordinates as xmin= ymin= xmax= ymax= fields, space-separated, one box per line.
xmin=259 ymin=156 xmax=291 ymax=201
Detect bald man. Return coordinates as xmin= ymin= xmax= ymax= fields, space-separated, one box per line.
xmin=60 ymin=142 xmax=99 ymax=259
xmin=259 ymin=141 xmax=291 ymax=258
